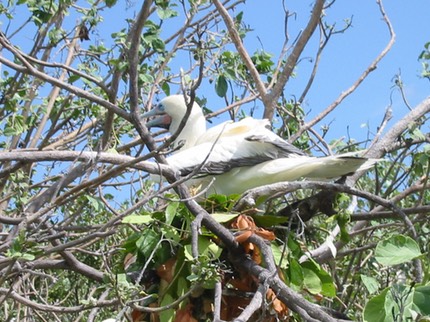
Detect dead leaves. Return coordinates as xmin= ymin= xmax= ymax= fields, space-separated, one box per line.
xmin=267 ymin=288 xmax=289 ymax=318
xmin=156 ymin=257 xmax=176 ymax=284
xmin=174 ymin=303 xmax=198 ymax=322
xmin=128 ymin=214 xmax=289 ymax=321
xmin=231 ymin=214 xmax=275 ymax=264
xmin=225 ymin=215 xmax=289 ymax=320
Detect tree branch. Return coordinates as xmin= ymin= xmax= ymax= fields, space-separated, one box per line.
xmin=0 ymin=150 xmax=172 ymax=177
xmin=0 ymin=287 xmax=118 ymax=313
xmin=267 ymin=0 xmax=324 ymax=119
xmin=212 ymin=0 xmax=268 ymax=100
xmin=290 ymin=0 xmax=396 ymax=141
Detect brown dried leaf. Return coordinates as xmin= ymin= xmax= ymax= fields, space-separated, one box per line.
xmin=124 ymin=253 xmax=136 ymax=270
xmin=235 ymin=230 xmax=253 ymax=243
xmin=267 ymin=289 xmax=289 ymax=317
xmin=232 ymin=214 xmax=256 ymax=230
xmin=174 ymin=304 xmax=197 ymax=322
xmin=255 ymin=229 xmax=276 ymax=241
xmin=156 ymin=257 xmax=176 ymax=283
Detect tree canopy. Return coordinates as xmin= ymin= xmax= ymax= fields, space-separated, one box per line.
xmin=0 ymin=0 xmax=429 ymax=321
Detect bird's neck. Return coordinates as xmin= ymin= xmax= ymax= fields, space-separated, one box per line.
xmin=171 ymin=114 xmax=206 ymax=151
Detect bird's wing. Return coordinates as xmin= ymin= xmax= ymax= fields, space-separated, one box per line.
xmin=245 ymin=134 xmax=307 ymax=157
xmin=167 ymin=117 xmax=307 ymax=176
xmin=194 ymin=117 xmax=269 ymax=145
xmin=166 ymin=140 xmax=271 ymax=176
xmin=190 ymin=155 xmax=379 ymax=196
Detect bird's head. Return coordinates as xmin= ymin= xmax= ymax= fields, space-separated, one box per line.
xmin=143 ymin=94 xmax=206 ymax=149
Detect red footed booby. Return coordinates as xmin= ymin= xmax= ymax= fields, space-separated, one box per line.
xmin=143 ymin=95 xmax=378 ymax=196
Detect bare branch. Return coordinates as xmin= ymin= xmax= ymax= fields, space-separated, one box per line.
xmin=290 ymin=0 xmax=396 ymax=141
xmin=0 ymin=150 xmax=171 ymax=176
xmin=128 ymin=0 xmax=154 ymax=115
xmin=212 ymin=0 xmax=268 ymax=102
xmin=267 ymin=0 xmax=325 ymax=119
xmin=0 ymin=287 xmax=118 ymax=313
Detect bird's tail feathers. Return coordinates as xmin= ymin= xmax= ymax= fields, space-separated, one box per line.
xmin=305 ymin=154 xmax=382 ymax=179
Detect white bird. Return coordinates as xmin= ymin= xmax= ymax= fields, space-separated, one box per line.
xmin=143 ymin=95 xmax=378 ymax=196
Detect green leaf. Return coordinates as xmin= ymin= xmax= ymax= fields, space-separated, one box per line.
xmin=215 ymin=75 xmax=228 ymax=97
xmin=151 ymin=38 xmax=165 ymax=52
xmin=105 ymin=0 xmax=117 ymax=7
xmin=20 ymin=253 xmax=36 ymax=261
xmin=364 ymin=284 xmax=418 ymax=322
xmin=159 ymin=292 xmax=175 ymax=322
xmin=176 ymin=276 xmax=189 ymax=297
xmin=414 ymin=285 xmax=430 ymax=315
xmin=385 ymin=285 xmax=415 ymax=321
xmin=375 ymin=235 xmax=422 ymax=266
xmin=184 ymin=236 xmax=222 ymax=260
xmin=302 ymin=267 xmax=321 ymax=294
xmin=411 ymin=128 xmax=426 ymax=140
xmin=139 ymin=73 xmax=155 ymax=84
xmin=3 ymin=126 xmax=16 ymax=136
xmin=253 ymin=214 xmax=290 ymax=227
xmin=317 ymin=268 xmax=337 ymax=297
xmin=115 ymin=273 xmax=131 ymax=288
xmin=336 ymin=212 xmax=351 ymax=242
xmin=165 ymin=202 xmax=179 ymax=225
xmin=211 ymin=213 xmax=238 ymax=223
xmin=301 ymin=260 xmax=336 ymax=297
xmin=161 ymin=82 xmax=170 ymax=96
xmin=287 ymin=257 xmax=304 ymax=288
xmin=251 ymin=50 xmax=274 ymax=74
xmin=122 ymin=214 xmax=153 ymax=224
xmin=234 ymin=11 xmax=244 ymax=24
xmin=68 ymin=74 xmax=81 ymax=83
xmin=271 ymin=244 xmax=288 ymax=269
xmin=136 ymin=229 xmax=161 ymax=258
xmin=85 ymin=195 xmax=103 ymax=212
xmin=363 ymin=288 xmax=389 ymax=322
xmin=156 ymin=7 xmax=178 ymax=19
xmin=31 ymin=9 xmax=53 ymax=26
xmin=161 ymin=225 xmax=181 ymax=244
xmin=361 ymin=274 xmax=380 ymax=295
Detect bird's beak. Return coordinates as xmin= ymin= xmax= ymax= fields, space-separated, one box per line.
xmin=142 ymin=106 xmax=171 ymax=129
xmin=145 ymin=115 xmax=171 ymax=129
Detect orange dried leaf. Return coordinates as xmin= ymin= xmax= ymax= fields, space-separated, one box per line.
xmin=235 ymin=230 xmax=253 ymax=243
xmin=221 ymin=295 xmax=251 ymax=320
xmin=313 ymin=293 xmax=324 ymax=301
xmin=242 ymin=241 xmax=254 ymax=252
xmin=174 ymin=304 xmax=197 ymax=322
xmin=228 ymin=274 xmax=256 ymax=292
xmin=267 ymin=289 xmax=289 ymax=316
xmin=255 ymin=229 xmax=275 ymax=241
xmin=124 ymin=253 xmax=136 ymax=270
xmin=203 ymin=298 xmax=213 ymax=314
xmin=232 ymin=215 xmax=256 ymax=230
xmin=131 ymin=309 xmax=144 ymax=322
xmin=156 ymin=257 xmax=176 ymax=283
xmin=251 ymin=244 xmax=262 ymax=264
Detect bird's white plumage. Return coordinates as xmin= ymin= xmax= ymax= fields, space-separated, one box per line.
xmin=143 ymin=95 xmax=378 ymax=196
xmin=143 ymin=95 xmax=206 ymax=150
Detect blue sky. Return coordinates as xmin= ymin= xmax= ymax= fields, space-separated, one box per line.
xmin=135 ymin=0 xmax=429 ymax=144
xmin=238 ymin=1 xmax=430 ymax=141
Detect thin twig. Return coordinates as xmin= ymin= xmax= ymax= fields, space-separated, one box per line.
xmin=290 ymin=0 xmax=396 ymax=142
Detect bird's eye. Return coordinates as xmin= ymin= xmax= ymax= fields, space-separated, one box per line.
xmin=157 ymin=103 xmax=165 ymax=111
